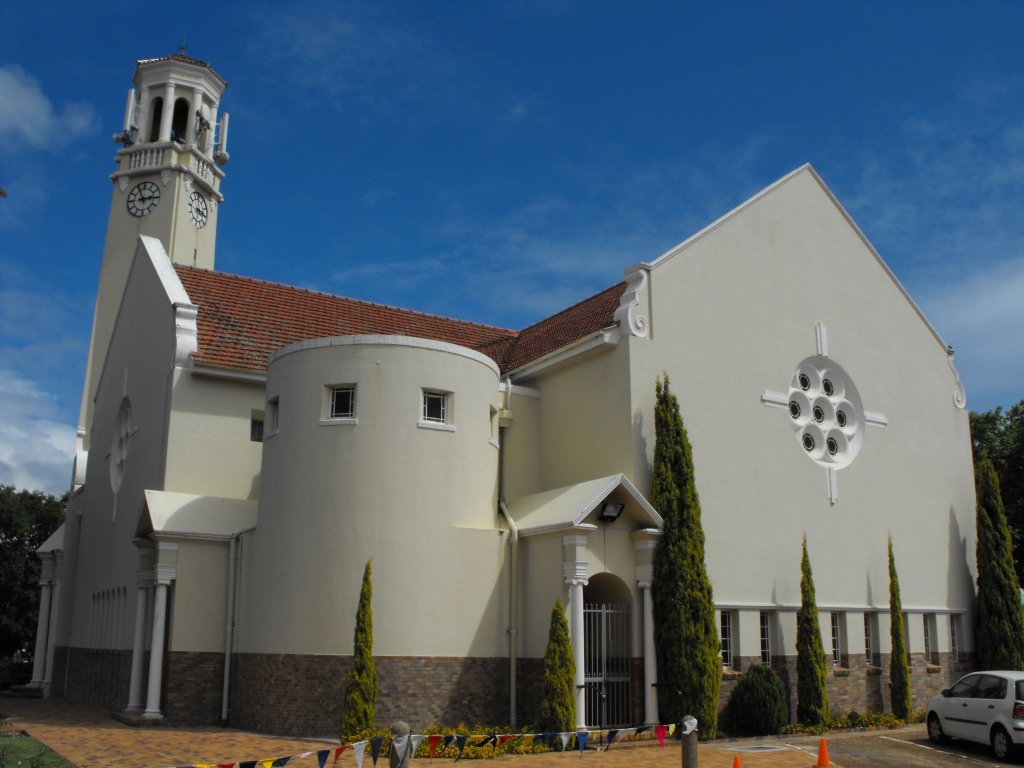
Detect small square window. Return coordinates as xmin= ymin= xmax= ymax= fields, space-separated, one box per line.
xmin=250 ymin=411 xmax=265 ymax=442
xmin=423 ymin=391 xmax=448 ymax=423
xmin=330 ymin=386 xmax=356 ymax=419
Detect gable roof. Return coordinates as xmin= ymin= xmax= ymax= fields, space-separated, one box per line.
xmin=174 ymin=265 xmax=624 ymax=375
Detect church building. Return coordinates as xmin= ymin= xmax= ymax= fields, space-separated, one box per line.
xmin=28 ymin=53 xmax=978 ymax=737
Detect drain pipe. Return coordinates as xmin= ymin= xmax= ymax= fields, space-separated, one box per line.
xmin=496 ymin=378 xmax=518 ymax=727
xmin=221 ymin=525 xmax=255 ymax=724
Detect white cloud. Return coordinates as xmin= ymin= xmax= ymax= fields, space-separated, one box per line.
xmin=0 ymin=369 xmax=75 ymax=495
xmin=0 ymin=65 xmax=97 ymax=154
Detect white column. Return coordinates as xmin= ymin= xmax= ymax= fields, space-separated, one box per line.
xmin=563 ymin=558 xmax=588 ymax=730
xmin=636 ymin=565 xmax=659 ymax=725
xmin=28 ymin=561 xmax=52 ymax=688
xmin=159 ymin=84 xmax=174 ymax=142
xmin=143 ymin=563 xmax=175 ymax=720
xmin=126 ymin=573 xmax=153 ymax=712
xmin=42 ymin=552 xmax=63 ymax=697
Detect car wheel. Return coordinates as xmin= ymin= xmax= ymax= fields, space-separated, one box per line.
xmin=927 ymin=713 xmax=947 ymax=744
xmin=991 ymin=724 xmax=1014 ymax=761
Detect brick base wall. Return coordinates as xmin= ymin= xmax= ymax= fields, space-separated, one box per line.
xmin=718 ymin=650 xmax=973 ymax=725
xmin=230 ymin=654 xmax=510 ymax=737
xmin=52 ymin=647 xmax=133 ymax=710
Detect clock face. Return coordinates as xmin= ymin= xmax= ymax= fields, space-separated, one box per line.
xmin=127 ymin=181 xmax=160 ymax=217
xmin=188 ymin=191 xmax=209 ymax=229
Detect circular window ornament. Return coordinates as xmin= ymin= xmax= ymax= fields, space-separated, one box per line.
xmin=787 ymin=357 xmax=864 ymax=469
xmin=109 ymin=397 xmax=134 ymax=492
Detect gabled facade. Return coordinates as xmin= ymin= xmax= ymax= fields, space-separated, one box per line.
xmin=28 ymin=55 xmax=977 ymax=737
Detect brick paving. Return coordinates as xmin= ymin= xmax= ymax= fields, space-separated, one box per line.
xmin=0 ymin=697 xmax=846 ymax=768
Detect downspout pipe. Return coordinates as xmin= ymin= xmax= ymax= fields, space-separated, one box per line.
xmin=497 ymin=376 xmax=518 ymax=727
xmin=221 ymin=525 xmax=255 ymax=724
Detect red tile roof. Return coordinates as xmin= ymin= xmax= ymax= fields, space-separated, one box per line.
xmin=174 ymin=266 xmax=624 ymax=374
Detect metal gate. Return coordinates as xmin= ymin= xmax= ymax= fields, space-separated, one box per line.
xmin=583 ymin=602 xmax=631 ymax=728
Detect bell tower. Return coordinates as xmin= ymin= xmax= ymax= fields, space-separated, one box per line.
xmin=76 ymin=53 xmax=230 ymax=462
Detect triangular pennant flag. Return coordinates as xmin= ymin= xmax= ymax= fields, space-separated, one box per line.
xmin=668 ymin=723 xmax=677 ymax=737
xmin=540 ymin=732 xmax=555 ymax=745
xmin=559 ymin=732 xmax=571 ymax=752
xmin=260 ymin=760 xmax=275 ymax=768
xmin=351 ymin=741 xmax=367 ymax=768
xmin=217 ymin=764 xmax=237 ymax=768
xmin=428 ymin=735 xmax=442 ymax=758
xmin=239 ymin=762 xmax=257 ymax=768
xmin=454 ymin=735 xmax=468 ymax=762
xmin=392 ymin=736 xmax=409 ymax=762
xmin=369 ymin=737 xmax=385 ymax=766
xmin=332 ymin=745 xmax=347 ymax=767
xmin=482 ymin=735 xmax=497 ymax=751
xmin=410 ymin=734 xmax=425 ymax=757
xmin=605 ymin=730 xmax=618 ymax=750
xmin=498 ymin=734 xmax=515 ymax=747
xmin=615 ymin=728 xmax=635 ymax=743
xmin=271 ymin=758 xmax=291 ymax=767
xmin=655 ymin=724 xmax=668 ymax=747
xmin=315 ymin=749 xmax=330 ymax=768
xmin=577 ymin=731 xmax=587 ymax=756
xmin=635 ymin=725 xmax=650 ymax=735
xmin=296 ymin=753 xmax=314 ymax=760
xmin=443 ymin=735 xmax=456 ymax=751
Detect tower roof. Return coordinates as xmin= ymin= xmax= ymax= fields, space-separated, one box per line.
xmin=134 ymin=53 xmax=228 ymax=88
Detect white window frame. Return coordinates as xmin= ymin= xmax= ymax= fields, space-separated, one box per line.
xmin=950 ymin=614 xmax=960 ymax=662
xmin=923 ymin=613 xmax=939 ymax=665
xmin=266 ymin=396 xmax=280 ymax=437
xmin=321 ymin=385 xmax=358 ymax=425
xmin=720 ymin=610 xmax=734 ymax=668
xmin=864 ymin=612 xmax=878 ymax=667
xmin=759 ymin=611 xmax=772 ymax=664
xmin=830 ymin=612 xmax=843 ymax=666
xmin=419 ymin=389 xmax=455 ymax=432
xmin=250 ymin=409 xmax=265 ymax=442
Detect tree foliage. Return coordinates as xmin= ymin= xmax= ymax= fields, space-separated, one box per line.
xmin=888 ymin=537 xmax=912 ymax=721
xmin=536 ymin=599 xmax=575 ymax=732
xmin=0 ymin=486 xmax=65 ymax=658
xmin=796 ymin=536 xmax=828 ymax=726
xmin=650 ymin=374 xmax=720 ymax=738
xmin=971 ymin=401 xmax=1024 ymax=584
xmin=973 ymin=456 xmax=1024 ymax=670
xmin=340 ymin=559 xmax=377 ymax=737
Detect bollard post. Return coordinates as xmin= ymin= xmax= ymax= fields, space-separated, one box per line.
xmin=681 ymin=716 xmax=698 ymax=768
xmin=389 ymin=721 xmax=411 ymax=768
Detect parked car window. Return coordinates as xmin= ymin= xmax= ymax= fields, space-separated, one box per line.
xmin=1016 ymin=680 xmax=1024 ymax=700
xmin=949 ymin=675 xmax=978 ymax=697
xmin=976 ymin=675 xmax=1006 ymax=699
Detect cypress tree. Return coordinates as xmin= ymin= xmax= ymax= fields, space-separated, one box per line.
xmin=340 ymin=559 xmax=377 ymax=738
xmin=888 ymin=537 xmax=912 ymax=721
xmin=651 ymin=374 xmax=721 ymax=738
xmin=974 ymin=456 xmax=1024 ymax=669
xmin=796 ymin=536 xmax=828 ymax=726
xmin=536 ymin=599 xmax=576 ymax=732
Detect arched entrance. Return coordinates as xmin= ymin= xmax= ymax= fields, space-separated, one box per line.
xmin=583 ymin=573 xmax=632 ymax=727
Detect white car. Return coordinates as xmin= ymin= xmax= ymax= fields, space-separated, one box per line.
xmin=927 ymin=670 xmax=1024 ymax=760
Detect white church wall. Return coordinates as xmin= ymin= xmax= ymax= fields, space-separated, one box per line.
xmin=66 ymin=239 xmax=182 ymax=647
xmin=518 ymin=534 xmax=571 ymax=658
xmin=501 ymin=384 xmax=542 ymax=501
xmin=238 ymin=336 xmax=506 ymax=657
xmin=164 ymin=372 xmax=265 ymax=500
xmin=624 ymin=167 xmax=975 ymax=633
xmin=166 ymin=538 xmax=230 ymax=652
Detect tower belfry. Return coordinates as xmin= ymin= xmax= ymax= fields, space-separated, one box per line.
xmin=75 ymin=54 xmax=230 ymax=469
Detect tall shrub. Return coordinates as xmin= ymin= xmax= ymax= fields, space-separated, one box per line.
xmin=651 ymin=374 xmax=720 ymax=738
xmin=888 ymin=537 xmax=912 ymax=721
xmin=974 ymin=456 xmax=1024 ymax=670
xmin=725 ymin=663 xmax=788 ymax=736
xmin=796 ymin=536 xmax=828 ymax=726
xmin=536 ymin=599 xmax=575 ymax=732
xmin=340 ymin=559 xmax=377 ymax=737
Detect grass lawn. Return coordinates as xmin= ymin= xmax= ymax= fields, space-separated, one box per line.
xmin=0 ymin=728 xmax=77 ymax=768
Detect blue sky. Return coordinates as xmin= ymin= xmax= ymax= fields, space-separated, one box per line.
xmin=2 ymin=1 xmax=1023 ymax=494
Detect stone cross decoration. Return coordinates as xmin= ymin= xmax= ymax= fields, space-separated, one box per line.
xmin=761 ymin=323 xmax=887 ymax=505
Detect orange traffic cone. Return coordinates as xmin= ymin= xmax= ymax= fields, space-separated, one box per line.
xmin=815 ymin=737 xmax=830 ymax=767
xmin=732 ymin=755 xmax=743 ymax=768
